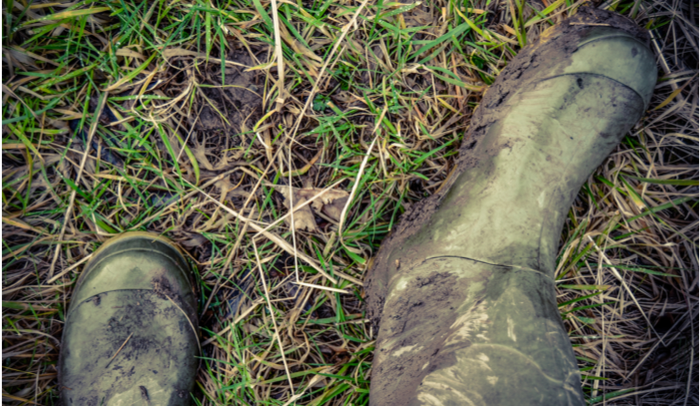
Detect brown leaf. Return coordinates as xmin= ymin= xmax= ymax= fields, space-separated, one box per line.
xmin=162 ymin=48 xmax=200 ymax=59
xmin=277 ymin=187 xmax=318 ymax=232
xmin=405 ymin=7 xmax=434 ymax=27
xmin=269 ymin=185 xmax=350 ymax=231
xmin=192 ymin=142 xmax=215 ymax=171
xmin=301 ymin=188 xmax=349 ymax=222
xmin=180 ymin=233 xmax=208 ymax=248
xmin=192 ymin=139 xmax=241 ymax=172
xmin=214 ymin=177 xmax=236 ymax=194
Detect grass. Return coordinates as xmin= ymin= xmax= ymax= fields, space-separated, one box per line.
xmin=2 ymin=0 xmax=698 ymax=405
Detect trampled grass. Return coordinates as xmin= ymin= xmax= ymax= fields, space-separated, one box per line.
xmin=2 ymin=0 xmax=698 ymax=405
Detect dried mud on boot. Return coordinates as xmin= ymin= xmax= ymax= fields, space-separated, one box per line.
xmin=193 ymin=49 xmax=263 ymax=137
xmin=370 ymin=269 xmax=475 ymax=406
xmin=59 ymin=290 xmax=197 ymax=405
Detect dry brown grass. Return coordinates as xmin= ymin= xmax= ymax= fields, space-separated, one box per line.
xmin=2 ymin=0 xmax=698 ymax=405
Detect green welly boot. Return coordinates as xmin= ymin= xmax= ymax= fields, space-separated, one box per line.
xmin=59 ymin=232 xmax=199 ymax=405
xmin=366 ymin=8 xmax=656 ymax=406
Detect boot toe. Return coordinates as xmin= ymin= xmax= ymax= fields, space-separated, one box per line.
xmin=563 ymin=27 xmax=657 ymax=106
xmin=70 ymin=232 xmax=195 ymax=307
xmin=59 ymin=232 xmax=199 ymax=405
xmin=60 ymin=290 xmax=199 ymax=405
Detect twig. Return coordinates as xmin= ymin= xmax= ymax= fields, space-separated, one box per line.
xmin=252 ymin=239 xmax=294 ymax=394
xmin=105 ymin=332 xmax=133 ymax=368
xmin=49 ymin=94 xmax=106 ymax=279
xmin=280 ymin=0 xmax=370 ymax=288
xmin=338 ymin=135 xmax=378 ymax=238
xmin=294 ymin=281 xmax=348 ymax=294
xmin=586 ymin=235 xmax=665 ymax=345
xmin=284 ymin=0 xmax=372 ymax=145
xmin=47 ymin=254 xmax=92 ymax=284
xmin=288 ymin=123 xmax=300 ymax=286
xmin=338 ymin=106 xmax=386 ymax=238
xmin=254 ymin=179 xmax=345 ymax=238
xmin=201 ymin=298 xmax=265 ymax=346
xmin=270 ymin=0 xmax=285 ymax=104
xmin=187 ymin=180 xmax=339 ymax=284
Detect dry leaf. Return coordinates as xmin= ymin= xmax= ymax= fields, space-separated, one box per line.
xmin=163 ymin=48 xmax=200 ymax=59
xmin=192 ymin=141 xmax=215 ymax=171
xmin=271 ymin=186 xmax=317 ymax=232
xmin=303 ymin=188 xmax=349 ymax=222
xmin=269 ymin=185 xmax=350 ymax=231
xmin=192 ymin=140 xmax=241 ymax=172
xmin=214 ymin=177 xmax=236 ymax=195
xmin=404 ymin=7 xmax=433 ymax=28
xmin=181 ymin=233 xmax=208 ymax=248
xmin=115 ymin=47 xmax=146 ymax=60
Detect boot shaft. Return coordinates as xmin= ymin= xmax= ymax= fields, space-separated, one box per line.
xmin=367 ymin=8 xmax=657 ymax=406
xmin=382 ymin=28 xmax=656 ymax=284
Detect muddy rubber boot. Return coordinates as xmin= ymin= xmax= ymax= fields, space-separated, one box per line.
xmin=366 ymin=8 xmax=656 ymax=406
xmin=58 ymin=232 xmax=199 ymax=405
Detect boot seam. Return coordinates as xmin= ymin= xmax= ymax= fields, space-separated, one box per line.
xmin=71 ymin=247 xmax=192 ymax=311
xmin=543 ymin=72 xmax=650 ymax=108
xmin=576 ymin=33 xmax=648 ymax=49
xmin=424 ymin=255 xmax=554 ymax=281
